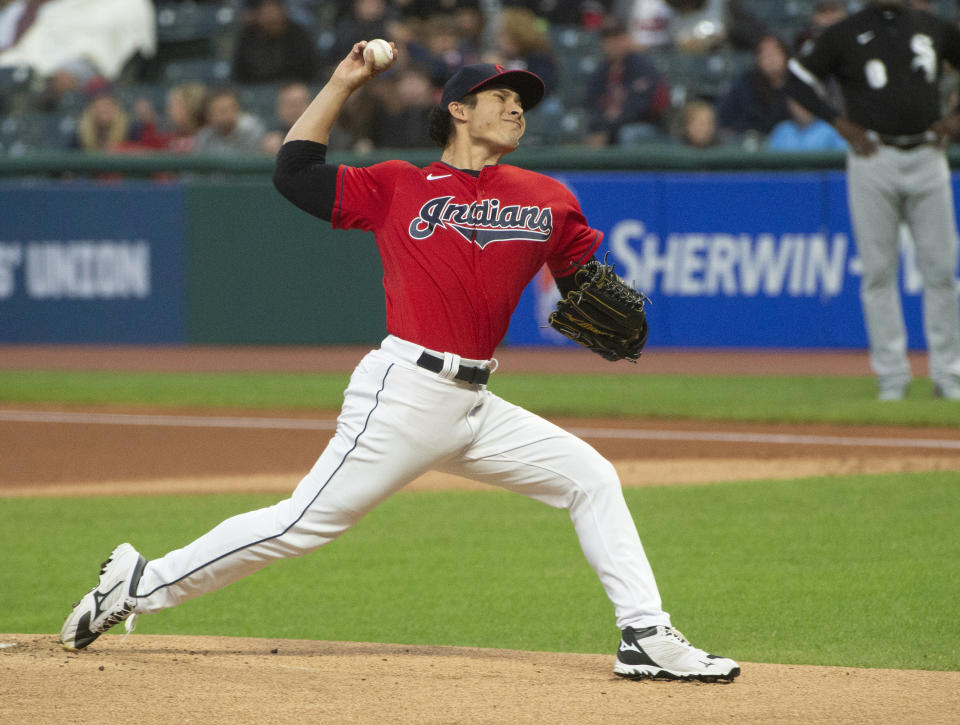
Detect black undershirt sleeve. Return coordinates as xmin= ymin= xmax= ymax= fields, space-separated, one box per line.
xmin=272 ymin=140 xmax=339 ymax=221
xmin=784 ymin=68 xmax=840 ymax=125
xmin=554 ymin=257 xmax=597 ymax=297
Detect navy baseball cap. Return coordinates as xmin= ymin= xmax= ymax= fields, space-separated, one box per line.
xmin=440 ymin=63 xmax=545 ymax=111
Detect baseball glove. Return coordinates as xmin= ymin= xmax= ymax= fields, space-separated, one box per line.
xmin=548 ymin=257 xmax=649 ymax=362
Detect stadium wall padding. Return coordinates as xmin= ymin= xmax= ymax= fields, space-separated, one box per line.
xmin=184 ymin=181 xmax=385 ymax=344
xmin=1 ymin=169 xmax=957 ymax=348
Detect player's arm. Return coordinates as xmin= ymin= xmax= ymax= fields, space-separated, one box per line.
xmin=285 ymin=40 xmax=396 ymax=145
xmin=785 ymin=32 xmax=877 ymax=156
xmin=273 ymin=40 xmax=397 ymax=220
xmin=272 ymin=140 xmax=338 ymax=220
xmin=554 ymin=266 xmax=591 ymax=297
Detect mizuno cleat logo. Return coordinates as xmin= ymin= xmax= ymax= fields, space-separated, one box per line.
xmin=93 ymin=581 xmax=123 ymax=618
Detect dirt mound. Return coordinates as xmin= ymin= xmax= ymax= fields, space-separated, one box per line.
xmin=2 ymin=634 xmax=957 ymax=724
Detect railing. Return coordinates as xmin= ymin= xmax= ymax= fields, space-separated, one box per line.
xmin=0 ymin=146 xmax=876 ymax=177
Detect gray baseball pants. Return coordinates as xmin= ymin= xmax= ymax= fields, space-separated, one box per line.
xmin=846 ymin=145 xmax=960 ymax=387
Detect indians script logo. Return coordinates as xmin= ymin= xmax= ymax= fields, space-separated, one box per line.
xmin=408 ymin=196 xmax=553 ymax=248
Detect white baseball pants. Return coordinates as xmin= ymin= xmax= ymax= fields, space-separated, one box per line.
xmin=135 ymin=335 xmax=670 ymax=631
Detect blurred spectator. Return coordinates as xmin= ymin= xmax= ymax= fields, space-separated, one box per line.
xmin=70 ymin=84 xmax=143 ymax=152
xmin=793 ymin=1 xmax=847 ymax=55
xmin=614 ymin=0 xmax=766 ymax=53
xmin=115 ymin=82 xmax=209 ymax=153
xmin=233 ymin=0 xmax=319 ymax=84
xmin=261 ymin=80 xmax=312 ymax=155
xmin=451 ymin=3 xmax=483 ymax=55
xmin=614 ymin=0 xmax=672 ymax=49
xmin=666 ymin=0 xmax=767 ymax=52
xmin=716 ymin=34 xmax=791 ymax=140
xmin=328 ymin=83 xmax=378 ymax=152
xmin=585 ymin=18 xmax=669 ymax=146
xmin=502 ymin=0 xmax=613 ymax=26
xmin=404 ymin=13 xmax=475 ymax=87
xmin=366 ymin=65 xmax=435 ymax=148
xmin=0 ymin=0 xmax=155 ymax=108
xmin=766 ymin=97 xmax=847 ymax=152
xmin=482 ymin=6 xmax=558 ymax=95
xmin=194 ymin=87 xmax=266 ymax=154
xmin=391 ymin=0 xmax=480 ymax=21
xmin=327 ymin=0 xmax=396 ymax=69
xmin=677 ymin=98 xmax=718 ymax=148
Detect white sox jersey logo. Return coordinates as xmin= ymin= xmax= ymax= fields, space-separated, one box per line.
xmin=408 ymin=195 xmax=553 ymax=248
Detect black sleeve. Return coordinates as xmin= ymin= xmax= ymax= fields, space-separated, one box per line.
xmin=784 ymin=23 xmax=843 ymax=124
xmin=785 ymin=61 xmax=841 ymax=124
xmin=554 ymin=256 xmax=597 ymax=297
xmin=272 ymin=140 xmax=339 ymax=221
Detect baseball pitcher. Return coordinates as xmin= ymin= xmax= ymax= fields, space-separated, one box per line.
xmin=60 ymin=41 xmax=739 ymax=682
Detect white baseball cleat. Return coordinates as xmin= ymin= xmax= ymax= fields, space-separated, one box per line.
xmin=60 ymin=543 xmax=146 ymax=651
xmin=614 ymin=625 xmax=740 ymax=682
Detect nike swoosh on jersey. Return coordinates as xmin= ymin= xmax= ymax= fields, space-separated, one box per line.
xmin=426 ymin=173 xmax=452 ymax=180
xmin=857 ymin=31 xmax=875 ymax=45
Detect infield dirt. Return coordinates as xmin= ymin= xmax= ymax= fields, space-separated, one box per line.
xmin=2 ymin=345 xmax=958 ymax=723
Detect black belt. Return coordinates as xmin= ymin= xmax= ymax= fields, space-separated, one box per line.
xmin=416 ymin=351 xmax=491 ymax=385
xmin=876 ymin=132 xmax=934 ymax=150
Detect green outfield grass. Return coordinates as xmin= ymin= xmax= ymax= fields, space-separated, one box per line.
xmin=4 ymin=472 xmax=958 ymax=671
xmin=1 ymin=369 xmax=959 ymax=425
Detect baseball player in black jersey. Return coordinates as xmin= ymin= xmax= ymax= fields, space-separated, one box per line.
xmin=786 ymin=0 xmax=960 ymax=400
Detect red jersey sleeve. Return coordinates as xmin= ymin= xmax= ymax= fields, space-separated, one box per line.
xmin=331 ymin=160 xmax=407 ymax=231
xmin=546 ymin=183 xmax=603 ymax=277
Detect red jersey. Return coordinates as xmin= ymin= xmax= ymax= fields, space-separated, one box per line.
xmin=332 ymin=159 xmax=602 ymax=359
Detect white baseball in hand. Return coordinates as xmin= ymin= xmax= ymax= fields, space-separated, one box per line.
xmin=363 ymin=39 xmax=394 ymax=70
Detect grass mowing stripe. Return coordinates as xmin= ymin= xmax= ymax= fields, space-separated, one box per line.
xmin=5 ymin=472 xmax=957 ymax=670
xmin=2 ymin=369 xmax=960 ymax=425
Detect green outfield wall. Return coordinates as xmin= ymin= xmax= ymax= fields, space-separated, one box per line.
xmin=184 ymin=181 xmax=385 ymax=344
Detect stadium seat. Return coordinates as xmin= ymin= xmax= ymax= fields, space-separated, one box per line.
xmin=155 ymin=1 xmax=237 ymax=41
xmin=160 ymin=58 xmax=232 ymax=85
xmin=651 ymin=48 xmax=751 ymax=105
xmin=155 ymin=0 xmax=239 ymax=60
xmin=0 ymin=65 xmax=33 ymax=114
xmin=0 ymin=115 xmax=30 ymax=156
xmin=238 ymin=83 xmax=282 ymax=119
xmin=552 ymin=25 xmax=603 ymax=109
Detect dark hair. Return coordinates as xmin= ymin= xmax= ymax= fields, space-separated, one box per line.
xmin=427 ymin=92 xmax=479 ymax=148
